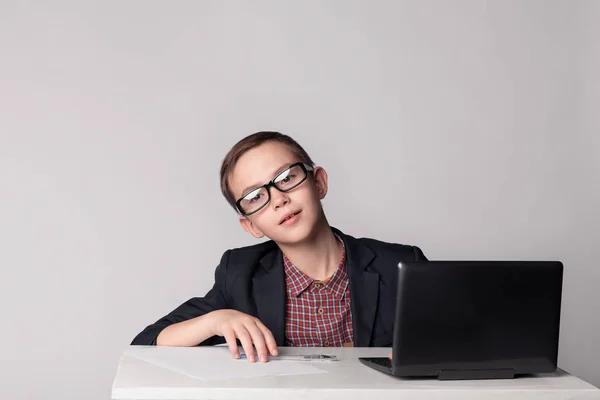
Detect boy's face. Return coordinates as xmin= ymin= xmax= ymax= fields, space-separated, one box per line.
xmin=229 ymin=141 xmax=328 ymax=245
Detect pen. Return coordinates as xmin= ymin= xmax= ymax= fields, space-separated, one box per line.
xmin=239 ymin=353 xmax=338 ymax=361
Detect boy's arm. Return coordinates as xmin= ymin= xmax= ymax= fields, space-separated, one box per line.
xmin=130 ymin=251 xmax=231 ymax=346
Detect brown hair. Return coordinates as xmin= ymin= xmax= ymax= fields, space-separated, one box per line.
xmin=220 ymin=131 xmax=315 ymax=211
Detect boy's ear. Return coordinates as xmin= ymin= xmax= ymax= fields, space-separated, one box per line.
xmin=312 ymin=166 xmax=328 ymax=200
xmin=239 ymin=216 xmax=265 ymax=239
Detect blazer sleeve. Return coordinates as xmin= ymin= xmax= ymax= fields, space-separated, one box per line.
xmin=130 ymin=250 xmax=231 ymax=346
xmin=413 ymin=246 xmax=428 ymax=261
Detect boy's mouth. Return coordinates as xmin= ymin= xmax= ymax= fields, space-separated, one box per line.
xmin=279 ymin=210 xmax=301 ymax=225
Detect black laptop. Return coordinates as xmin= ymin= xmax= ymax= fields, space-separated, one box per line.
xmin=359 ymin=261 xmax=563 ymax=380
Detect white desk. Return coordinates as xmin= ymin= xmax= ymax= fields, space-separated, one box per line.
xmin=112 ymin=346 xmax=600 ymax=400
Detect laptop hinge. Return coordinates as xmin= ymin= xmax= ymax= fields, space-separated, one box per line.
xmin=438 ymin=368 xmax=515 ymax=380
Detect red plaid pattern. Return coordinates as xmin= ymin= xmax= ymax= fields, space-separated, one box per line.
xmin=284 ymin=241 xmax=354 ymax=347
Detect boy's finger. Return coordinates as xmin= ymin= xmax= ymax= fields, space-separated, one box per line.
xmin=256 ymin=321 xmax=278 ymax=356
xmin=236 ymin=328 xmax=255 ymax=363
xmin=222 ymin=328 xmax=239 ymax=358
xmin=246 ymin=322 xmax=269 ymax=363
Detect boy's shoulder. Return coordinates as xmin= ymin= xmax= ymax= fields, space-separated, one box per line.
xmin=344 ymin=230 xmax=416 ymax=251
xmin=222 ymin=239 xmax=279 ymax=269
xmin=342 ymin=230 xmax=424 ymax=257
xmin=228 ymin=239 xmax=278 ymax=254
xmin=346 ymin=232 xmax=413 ymax=247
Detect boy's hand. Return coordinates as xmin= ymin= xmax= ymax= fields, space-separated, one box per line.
xmin=207 ymin=309 xmax=278 ymax=363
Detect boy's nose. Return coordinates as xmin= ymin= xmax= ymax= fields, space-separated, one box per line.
xmin=270 ymin=189 xmax=290 ymax=210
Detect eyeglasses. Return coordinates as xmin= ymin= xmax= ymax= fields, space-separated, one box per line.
xmin=236 ymin=162 xmax=314 ymax=216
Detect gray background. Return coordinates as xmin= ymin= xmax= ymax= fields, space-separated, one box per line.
xmin=1 ymin=1 xmax=599 ymax=399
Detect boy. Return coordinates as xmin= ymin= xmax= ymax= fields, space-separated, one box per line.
xmin=131 ymin=131 xmax=427 ymax=363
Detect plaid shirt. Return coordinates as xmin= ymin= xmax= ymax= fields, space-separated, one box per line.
xmin=284 ymin=241 xmax=354 ymax=347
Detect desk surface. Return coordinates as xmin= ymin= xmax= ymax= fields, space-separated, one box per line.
xmin=112 ymin=346 xmax=600 ymax=400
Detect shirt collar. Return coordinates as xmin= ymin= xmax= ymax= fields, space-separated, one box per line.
xmin=284 ymin=235 xmax=348 ymax=298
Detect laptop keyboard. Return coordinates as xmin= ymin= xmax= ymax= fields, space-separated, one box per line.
xmin=364 ymin=357 xmax=392 ymax=368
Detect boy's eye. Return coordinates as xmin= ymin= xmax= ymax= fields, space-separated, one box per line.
xmin=248 ymin=193 xmax=263 ymax=203
xmin=276 ymin=171 xmax=297 ymax=187
xmin=274 ymin=169 xmax=291 ymax=184
xmin=243 ymin=188 xmax=263 ymax=203
xmin=280 ymin=175 xmax=294 ymax=183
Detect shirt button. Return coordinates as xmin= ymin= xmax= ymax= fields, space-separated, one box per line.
xmin=317 ymin=307 xmax=324 ymax=315
xmin=324 ymin=340 xmax=330 ymax=346
xmin=313 ymin=283 xmax=321 ymax=289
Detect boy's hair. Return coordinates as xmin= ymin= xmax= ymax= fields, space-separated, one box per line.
xmin=220 ymin=131 xmax=316 ymax=210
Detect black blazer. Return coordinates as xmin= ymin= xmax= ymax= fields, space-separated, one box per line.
xmin=131 ymin=227 xmax=427 ymax=347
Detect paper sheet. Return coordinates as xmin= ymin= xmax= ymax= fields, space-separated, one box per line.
xmin=125 ymin=347 xmax=327 ymax=382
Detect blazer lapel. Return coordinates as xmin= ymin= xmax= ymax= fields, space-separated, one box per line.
xmin=253 ymin=248 xmax=286 ymax=346
xmin=334 ymin=228 xmax=379 ymax=347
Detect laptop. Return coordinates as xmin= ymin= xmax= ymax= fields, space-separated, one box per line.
xmin=359 ymin=261 xmax=563 ymax=380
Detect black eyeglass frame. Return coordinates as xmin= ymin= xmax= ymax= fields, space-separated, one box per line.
xmin=235 ymin=162 xmax=314 ymax=216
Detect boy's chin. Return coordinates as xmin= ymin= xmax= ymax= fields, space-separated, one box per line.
xmin=269 ymin=222 xmax=314 ymax=245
